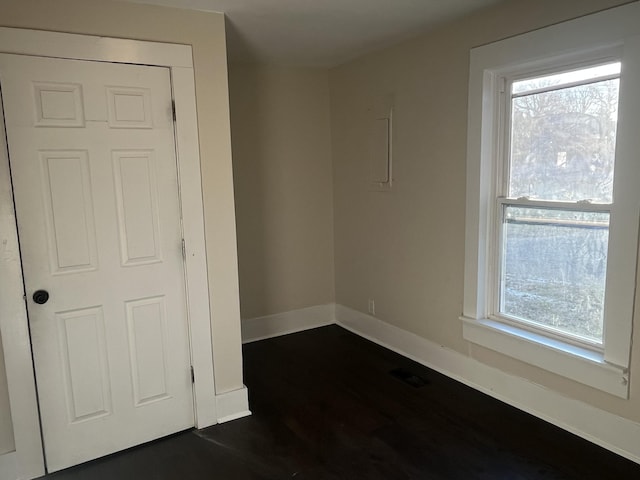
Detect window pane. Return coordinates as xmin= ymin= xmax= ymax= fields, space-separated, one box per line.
xmin=509 ymin=78 xmax=619 ymax=203
xmin=500 ymin=206 xmax=608 ymax=344
xmin=512 ymin=62 xmax=620 ymax=95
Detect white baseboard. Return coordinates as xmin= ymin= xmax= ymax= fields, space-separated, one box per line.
xmin=238 ymin=302 xmax=640 ymax=464
xmin=0 ymin=451 xmax=16 ymax=480
xmin=334 ymin=304 xmax=640 ymax=465
xmin=215 ymin=386 xmax=251 ymax=424
xmin=241 ymin=304 xmax=335 ymax=343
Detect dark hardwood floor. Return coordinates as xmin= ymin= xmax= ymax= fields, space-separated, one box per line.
xmin=44 ymin=325 xmax=640 ymax=479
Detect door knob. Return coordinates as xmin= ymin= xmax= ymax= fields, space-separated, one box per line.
xmin=32 ymin=290 xmax=49 ymax=305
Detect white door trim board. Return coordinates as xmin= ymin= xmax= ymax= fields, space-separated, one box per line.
xmin=241 ymin=304 xmax=336 ymax=343
xmin=215 ymin=386 xmax=251 ymax=424
xmin=0 ymin=452 xmax=17 ymax=480
xmin=0 ymin=28 xmax=192 ymax=68
xmin=0 ymin=27 xmax=217 ymax=478
xmin=170 ymin=65 xmax=218 ymax=430
xmin=334 ymin=304 xmax=640 ymax=465
xmin=0 ymin=86 xmax=45 ymax=480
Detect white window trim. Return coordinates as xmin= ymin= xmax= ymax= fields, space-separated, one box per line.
xmin=0 ymin=27 xmax=218 ymax=479
xmin=462 ymin=3 xmax=640 ymax=399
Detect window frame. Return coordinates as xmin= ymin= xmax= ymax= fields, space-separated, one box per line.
xmin=492 ymin=58 xmax=621 ymax=351
xmin=462 ymin=3 xmax=640 ymax=399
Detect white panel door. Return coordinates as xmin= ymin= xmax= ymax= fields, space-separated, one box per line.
xmin=0 ymin=54 xmax=194 ymax=472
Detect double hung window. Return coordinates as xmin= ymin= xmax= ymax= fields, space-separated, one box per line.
xmin=497 ymin=62 xmax=620 ymax=348
xmin=462 ymin=3 xmax=640 ymax=398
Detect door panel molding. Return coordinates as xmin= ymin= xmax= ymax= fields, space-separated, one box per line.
xmin=0 ymin=27 xmax=216 ymax=479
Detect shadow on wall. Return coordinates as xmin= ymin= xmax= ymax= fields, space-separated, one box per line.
xmin=228 ymin=64 xmax=335 ymax=321
xmin=229 ymin=65 xmax=271 ymax=319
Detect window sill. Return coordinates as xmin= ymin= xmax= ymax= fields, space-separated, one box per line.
xmin=460 ymin=316 xmax=629 ymax=398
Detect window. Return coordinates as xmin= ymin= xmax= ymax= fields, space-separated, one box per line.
xmin=498 ymin=62 xmax=620 ymax=348
xmin=462 ymin=3 xmax=640 ymax=398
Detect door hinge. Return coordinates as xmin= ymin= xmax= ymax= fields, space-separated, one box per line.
xmin=171 ymin=100 xmax=177 ymax=122
xmin=181 ymin=238 xmax=186 ymax=260
xmin=190 ymin=365 xmax=195 ymax=384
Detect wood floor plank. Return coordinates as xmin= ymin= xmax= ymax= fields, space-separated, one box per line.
xmin=44 ymin=325 xmax=640 ymax=479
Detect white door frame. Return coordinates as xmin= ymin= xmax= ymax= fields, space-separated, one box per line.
xmin=0 ymin=27 xmax=217 ymax=479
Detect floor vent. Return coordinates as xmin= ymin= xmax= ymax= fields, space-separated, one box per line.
xmin=389 ymin=367 xmax=429 ymax=388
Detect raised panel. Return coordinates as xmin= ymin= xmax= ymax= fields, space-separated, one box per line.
xmin=40 ymin=150 xmax=98 ymax=275
xmin=56 ymin=307 xmax=112 ymax=423
xmin=107 ymin=87 xmax=152 ymax=128
xmin=112 ymin=150 xmax=162 ymax=266
xmin=125 ymin=297 xmax=170 ymax=406
xmin=33 ymin=82 xmax=84 ymax=127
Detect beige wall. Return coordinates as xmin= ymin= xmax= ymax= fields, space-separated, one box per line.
xmin=330 ymin=0 xmax=640 ymax=421
xmin=229 ymin=64 xmax=335 ymax=319
xmin=0 ymin=0 xmax=243 ymax=430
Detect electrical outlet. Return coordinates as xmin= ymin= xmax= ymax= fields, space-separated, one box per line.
xmin=368 ymin=299 xmax=376 ymax=316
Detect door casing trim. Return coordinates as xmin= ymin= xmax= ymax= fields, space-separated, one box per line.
xmin=0 ymin=27 xmax=217 ymax=479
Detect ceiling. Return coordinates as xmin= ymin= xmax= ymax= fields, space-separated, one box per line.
xmin=122 ymin=0 xmax=504 ymax=67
